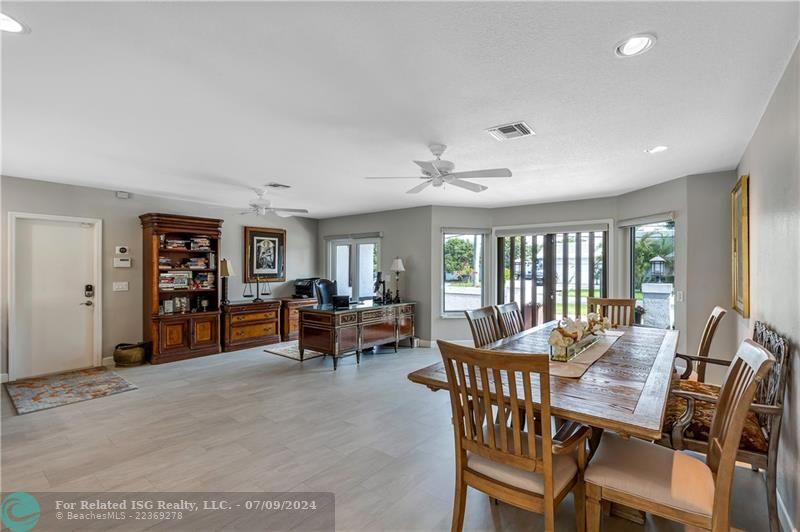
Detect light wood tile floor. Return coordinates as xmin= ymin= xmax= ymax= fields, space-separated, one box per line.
xmin=1 ymin=346 xmax=772 ymax=531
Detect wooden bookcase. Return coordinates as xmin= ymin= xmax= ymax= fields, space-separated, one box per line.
xmin=140 ymin=213 xmax=223 ymax=364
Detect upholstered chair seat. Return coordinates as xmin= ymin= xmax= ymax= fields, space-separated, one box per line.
xmin=467 ymin=425 xmax=578 ymax=496
xmin=663 ymin=380 xmax=770 ymax=454
xmin=585 ymin=432 xmax=715 ymax=517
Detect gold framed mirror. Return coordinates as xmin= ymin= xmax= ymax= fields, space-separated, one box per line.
xmin=731 ymin=174 xmax=750 ymax=317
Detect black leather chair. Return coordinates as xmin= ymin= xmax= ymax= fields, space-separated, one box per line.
xmin=314 ymin=279 xmax=338 ymax=305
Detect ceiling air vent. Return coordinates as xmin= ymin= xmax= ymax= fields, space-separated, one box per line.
xmin=265 ymin=182 xmax=291 ymax=189
xmin=486 ymin=121 xmax=535 ymax=141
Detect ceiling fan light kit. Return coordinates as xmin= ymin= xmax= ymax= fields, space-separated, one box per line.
xmin=240 ymin=188 xmax=309 ymax=217
xmin=365 ymin=143 xmax=512 ymax=194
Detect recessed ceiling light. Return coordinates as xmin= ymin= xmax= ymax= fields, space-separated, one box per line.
xmin=645 ymin=145 xmax=669 ymax=154
xmin=0 ymin=13 xmax=26 ymax=33
xmin=615 ymin=33 xmax=656 ymax=57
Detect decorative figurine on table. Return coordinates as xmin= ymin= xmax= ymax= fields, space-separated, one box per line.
xmin=384 ymin=289 xmax=393 ymax=305
xmin=373 ymin=272 xmax=387 ymax=303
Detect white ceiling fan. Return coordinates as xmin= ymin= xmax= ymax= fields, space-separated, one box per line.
xmin=240 ymin=188 xmax=309 ymax=218
xmin=366 ymin=144 xmax=512 ymax=194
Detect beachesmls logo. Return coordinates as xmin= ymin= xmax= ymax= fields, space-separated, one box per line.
xmin=1 ymin=492 xmax=40 ymax=532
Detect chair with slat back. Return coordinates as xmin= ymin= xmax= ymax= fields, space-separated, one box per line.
xmin=496 ymin=302 xmax=525 ymax=338
xmin=464 ymin=306 xmax=502 ymax=347
xmin=586 ymin=339 xmax=774 ymax=532
xmin=662 ymin=321 xmax=790 ymax=532
xmin=438 ymin=340 xmax=591 ymax=532
xmin=586 ymin=298 xmax=635 ymax=327
xmin=675 ymin=306 xmax=727 ymax=382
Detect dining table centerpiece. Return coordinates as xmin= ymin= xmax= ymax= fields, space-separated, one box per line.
xmin=548 ymin=313 xmax=612 ymax=362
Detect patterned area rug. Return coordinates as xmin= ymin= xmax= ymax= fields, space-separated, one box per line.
xmin=5 ymin=367 xmax=137 ymax=415
xmin=264 ymin=341 xmax=324 ymax=361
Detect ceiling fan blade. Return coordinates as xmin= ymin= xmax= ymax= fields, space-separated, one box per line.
xmin=365 ymin=176 xmax=423 ymax=180
xmin=413 ymin=160 xmax=440 ymax=177
xmin=271 ymin=208 xmax=309 ymax=213
xmin=239 ymin=211 xmax=254 ymax=215
xmin=448 ymin=179 xmax=488 ymax=193
xmin=406 ymin=180 xmax=433 ymax=194
xmin=446 ymin=168 xmax=512 ymax=179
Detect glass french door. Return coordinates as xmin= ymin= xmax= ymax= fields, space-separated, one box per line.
xmin=329 ymin=238 xmax=380 ymax=301
xmin=497 ymin=230 xmax=607 ymax=325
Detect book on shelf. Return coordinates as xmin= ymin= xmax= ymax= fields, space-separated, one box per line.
xmin=183 ymin=257 xmax=209 ymax=270
xmin=194 ymin=272 xmax=215 ymax=290
xmin=158 ymin=257 xmax=173 ymax=270
xmin=165 ymin=239 xmax=191 ymax=250
xmin=190 ymin=237 xmax=212 ymax=251
xmin=159 ymin=271 xmax=191 ymax=290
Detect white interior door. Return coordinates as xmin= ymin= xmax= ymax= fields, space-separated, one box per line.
xmin=13 ymin=217 xmax=99 ymax=379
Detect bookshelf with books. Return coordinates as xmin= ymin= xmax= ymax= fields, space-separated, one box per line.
xmin=140 ymin=213 xmax=223 ymax=364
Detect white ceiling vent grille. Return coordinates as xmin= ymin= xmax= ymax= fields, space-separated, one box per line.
xmin=486 ymin=121 xmax=535 ymax=141
xmin=266 ymin=182 xmax=291 ymax=189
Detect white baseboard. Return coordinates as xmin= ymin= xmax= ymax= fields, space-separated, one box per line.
xmin=778 ymin=489 xmax=797 ymax=532
xmin=417 ymin=339 xmax=433 ymax=348
xmin=1 ymin=373 xmax=8 ymax=383
xmin=102 ymin=356 xmax=115 ymax=367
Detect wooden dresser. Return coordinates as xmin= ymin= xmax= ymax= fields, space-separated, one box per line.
xmin=222 ymin=300 xmax=281 ymax=352
xmin=280 ymin=298 xmax=318 ymax=341
xmin=299 ymin=302 xmax=415 ymax=369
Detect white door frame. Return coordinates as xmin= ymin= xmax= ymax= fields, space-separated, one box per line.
xmin=8 ymin=212 xmax=103 ymax=381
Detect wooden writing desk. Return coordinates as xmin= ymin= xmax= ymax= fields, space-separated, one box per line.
xmin=299 ymin=301 xmax=415 ymax=370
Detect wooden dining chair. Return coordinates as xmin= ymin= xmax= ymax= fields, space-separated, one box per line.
xmin=675 ymin=306 xmax=727 ymax=382
xmin=496 ymin=302 xmax=525 ymax=338
xmin=662 ymin=321 xmax=790 ymax=532
xmin=464 ymin=306 xmax=502 ymax=347
xmin=586 ymin=338 xmax=774 ymax=532
xmin=586 ymin=298 xmax=635 ymax=327
xmin=438 ymin=340 xmax=591 ymax=532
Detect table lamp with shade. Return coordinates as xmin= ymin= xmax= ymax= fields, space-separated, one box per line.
xmin=219 ymin=258 xmax=235 ymax=305
xmin=390 ymin=257 xmax=406 ymax=303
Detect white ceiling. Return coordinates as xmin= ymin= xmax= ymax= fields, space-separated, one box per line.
xmin=2 ymin=2 xmax=798 ymax=218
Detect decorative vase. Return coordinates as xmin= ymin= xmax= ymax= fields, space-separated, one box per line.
xmin=550 ymin=334 xmax=601 ymax=362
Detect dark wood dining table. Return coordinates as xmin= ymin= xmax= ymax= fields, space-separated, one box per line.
xmin=407 ymin=321 xmax=679 ymax=440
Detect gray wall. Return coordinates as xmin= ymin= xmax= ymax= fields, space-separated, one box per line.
xmin=1 ymin=176 xmax=319 ymax=372
xmin=735 ymin=44 xmax=799 ymax=530
xmin=316 ymin=206 xmax=433 ymax=339
xmin=685 ymin=171 xmax=738 ymax=380
xmin=319 ymin=171 xmax=736 ymax=365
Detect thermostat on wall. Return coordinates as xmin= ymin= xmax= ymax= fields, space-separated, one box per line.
xmin=113 ymin=257 xmax=132 ymax=268
xmin=115 ymin=245 xmax=130 ymax=255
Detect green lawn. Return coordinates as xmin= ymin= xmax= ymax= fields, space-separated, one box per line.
xmin=446 ymin=281 xmax=479 ymax=287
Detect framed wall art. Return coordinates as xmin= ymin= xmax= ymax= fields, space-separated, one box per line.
xmin=731 ymin=174 xmax=750 ymax=317
xmin=244 ymin=226 xmax=286 ymax=283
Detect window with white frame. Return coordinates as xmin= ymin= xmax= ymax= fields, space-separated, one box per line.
xmin=442 ymin=230 xmax=488 ymax=315
xmin=327 ymin=236 xmax=381 ymax=301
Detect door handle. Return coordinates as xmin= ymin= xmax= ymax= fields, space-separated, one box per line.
xmin=80 ymin=301 xmax=94 ymax=306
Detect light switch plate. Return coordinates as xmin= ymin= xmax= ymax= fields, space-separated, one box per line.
xmin=113 ymin=281 xmax=129 ymax=292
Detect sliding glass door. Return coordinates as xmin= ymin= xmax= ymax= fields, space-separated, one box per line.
xmin=497 ymin=230 xmax=607 ymax=324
